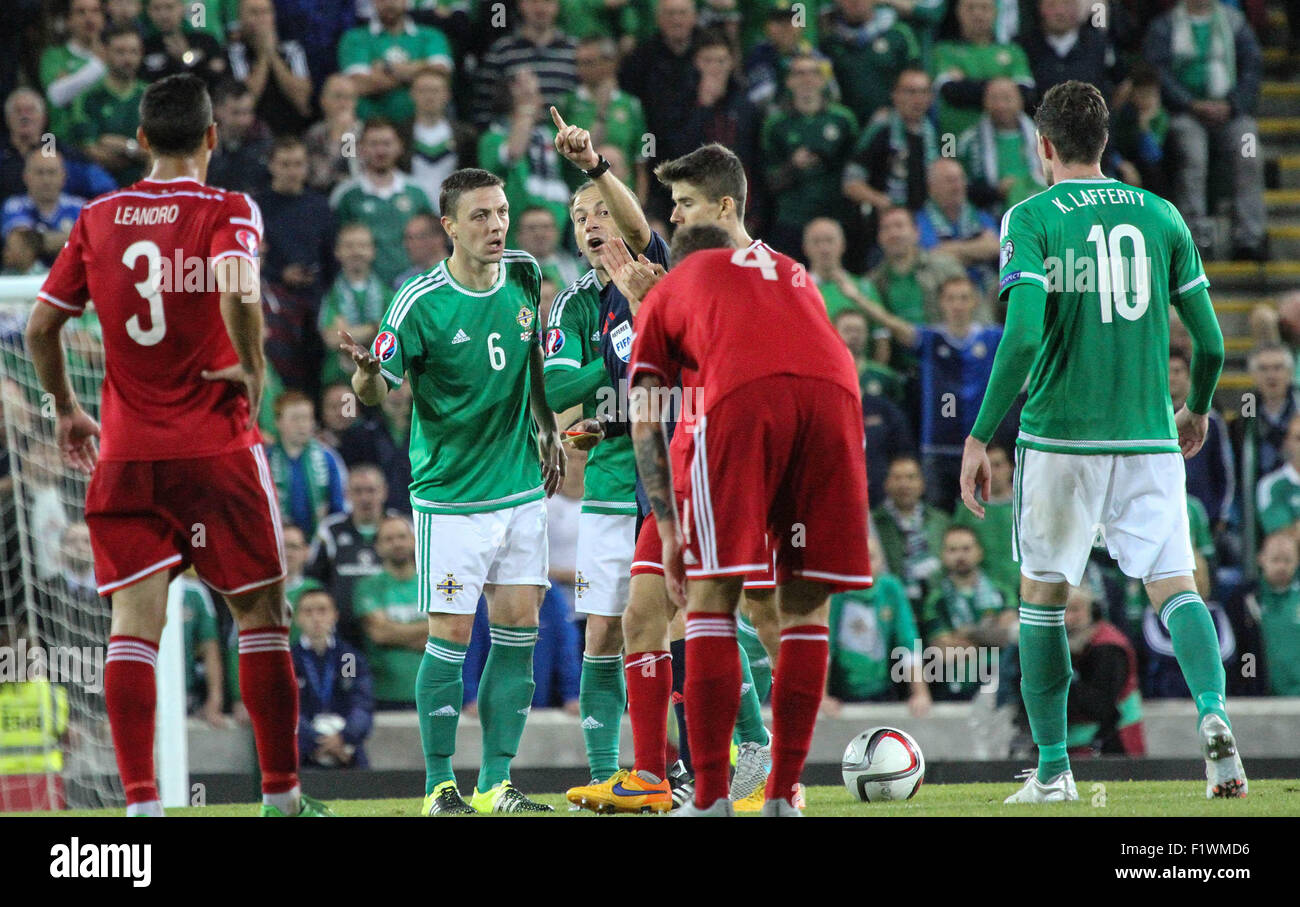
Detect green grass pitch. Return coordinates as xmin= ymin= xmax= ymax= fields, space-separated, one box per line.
xmin=20 ymin=780 xmax=1300 ymax=817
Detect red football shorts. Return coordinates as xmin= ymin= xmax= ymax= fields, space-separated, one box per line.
xmin=85 ymin=444 xmax=286 ymax=597
xmin=682 ymin=376 xmax=872 ymax=591
xmin=631 ymin=514 xmax=776 ymax=590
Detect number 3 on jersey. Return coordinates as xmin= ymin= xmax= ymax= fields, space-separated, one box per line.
xmin=122 ymin=239 xmax=166 ymax=346
xmin=1087 ymin=223 xmax=1150 ymax=324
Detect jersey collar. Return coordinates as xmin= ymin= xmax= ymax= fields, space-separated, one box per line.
xmin=437 ymin=258 xmax=507 ymax=297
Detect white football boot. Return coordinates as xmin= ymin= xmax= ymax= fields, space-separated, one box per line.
xmin=1004 ymin=768 xmax=1079 ymax=804
xmin=759 ymin=797 xmax=803 ymax=817
xmin=1201 ymin=714 xmax=1248 ymax=799
xmin=675 ymin=797 xmax=735 ymax=817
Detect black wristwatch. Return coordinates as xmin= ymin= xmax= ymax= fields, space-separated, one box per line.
xmin=584 ymin=154 xmax=611 ymax=180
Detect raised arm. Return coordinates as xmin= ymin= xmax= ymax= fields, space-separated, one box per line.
xmin=552 ymin=106 xmax=652 ymax=253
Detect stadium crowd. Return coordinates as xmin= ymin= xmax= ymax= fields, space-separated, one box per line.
xmin=0 ymin=0 xmax=1297 ymax=770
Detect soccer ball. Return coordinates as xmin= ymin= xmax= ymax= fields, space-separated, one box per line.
xmin=841 ymin=727 xmax=925 ymax=802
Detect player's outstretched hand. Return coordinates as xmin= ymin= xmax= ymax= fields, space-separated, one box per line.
xmin=1175 ymin=405 xmax=1209 ymax=459
xmin=200 ymin=363 xmax=263 ymax=431
xmin=339 ymin=329 xmax=381 ymax=376
xmin=539 ymin=425 xmax=566 ymax=496
xmin=56 ymin=404 xmax=100 ymax=475
xmin=550 ymin=106 xmax=600 ymax=170
xmin=959 ymin=434 xmax=992 ymax=519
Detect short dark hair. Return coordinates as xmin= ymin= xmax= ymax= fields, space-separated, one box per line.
xmin=654 ymin=143 xmax=748 ymax=221
xmin=103 ymin=22 xmax=142 ymax=45
xmin=894 ymin=66 xmax=930 ymax=90
xmin=518 ymin=205 xmax=557 ymax=226
xmin=944 ymin=524 xmax=982 ymax=546
xmin=439 ymin=167 xmax=505 ymax=221
xmin=296 ymin=588 xmax=337 ymax=610
xmin=139 ymin=73 xmax=212 ymax=157
xmin=669 ymin=223 xmax=734 ymax=266
xmin=270 ymin=134 xmax=306 ymax=158
xmin=212 ymin=77 xmax=251 ymax=108
xmin=1127 ymin=61 xmax=1160 ymax=90
xmin=1033 ymin=79 xmax=1109 ymax=166
xmin=694 ymin=27 xmax=731 ymax=56
xmin=360 ymin=116 xmax=402 ymax=141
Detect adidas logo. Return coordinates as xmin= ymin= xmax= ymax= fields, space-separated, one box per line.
xmin=517 ymin=706 xmax=532 ymax=716
xmin=452 ymin=329 xmax=470 ymax=344
xmin=428 ymin=705 xmax=458 ymax=717
xmin=580 ymin=716 xmax=604 ymax=730
xmin=740 ymin=682 xmax=752 ymax=695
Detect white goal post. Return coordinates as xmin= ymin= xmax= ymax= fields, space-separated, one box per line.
xmin=0 ymin=275 xmax=186 ymax=811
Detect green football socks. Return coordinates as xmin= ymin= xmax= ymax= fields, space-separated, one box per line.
xmin=417 ymin=636 xmax=467 ymax=794
xmin=1159 ymin=591 xmax=1229 ymax=726
xmin=738 ymin=613 xmax=773 ymax=702
xmin=477 ymin=625 xmax=539 ymax=791
xmin=734 ymin=639 xmax=771 ymax=747
xmin=1018 ymin=603 xmax=1071 ymax=783
xmin=579 ymin=653 xmax=626 ymax=780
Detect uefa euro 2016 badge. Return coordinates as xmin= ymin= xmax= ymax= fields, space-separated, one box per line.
xmin=516 ymin=306 xmax=535 ymax=329
xmin=545 ymin=327 xmax=565 ymax=355
xmin=1000 ymin=239 xmax=1014 ymax=270
xmin=374 ymin=331 xmax=398 ymax=361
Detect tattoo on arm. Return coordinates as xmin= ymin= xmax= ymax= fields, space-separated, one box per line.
xmin=632 ymin=423 xmax=677 ymax=529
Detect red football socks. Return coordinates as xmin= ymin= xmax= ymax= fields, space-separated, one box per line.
xmin=683 ymin=614 xmax=740 ymax=808
xmin=624 ymin=650 xmax=671 ymax=780
xmin=238 ymin=628 xmax=300 ymax=795
xmin=105 ymin=636 xmax=160 ymax=805
xmin=767 ymin=624 xmax=829 ymax=803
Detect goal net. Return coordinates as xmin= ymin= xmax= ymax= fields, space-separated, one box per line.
xmin=0 ymin=277 xmax=121 ymax=810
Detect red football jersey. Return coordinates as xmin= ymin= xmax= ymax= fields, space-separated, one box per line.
xmin=630 ymin=241 xmax=860 ymax=414
xmin=39 ymin=177 xmax=263 ymax=461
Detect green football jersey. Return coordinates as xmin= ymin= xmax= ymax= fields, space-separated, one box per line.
xmin=952 ymin=496 xmax=1019 ymax=593
xmin=337 ymin=20 xmax=453 ymax=122
xmin=330 ymin=174 xmax=435 ymax=287
xmin=1259 ymin=576 xmax=1300 ymax=696
xmin=761 ymin=103 xmax=860 ymax=228
xmin=999 ymin=177 xmax=1211 ymax=455
xmin=353 ymin=569 xmax=424 ymax=703
xmin=1257 ymin=462 xmax=1300 ymax=535
xmin=931 ymin=41 xmax=1033 ymax=138
xmin=828 ymin=573 xmax=919 ymax=701
xmin=544 ymin=270 xmax=636 ymax=516
xmin=376 ymin=251 xmax=545 ymax=514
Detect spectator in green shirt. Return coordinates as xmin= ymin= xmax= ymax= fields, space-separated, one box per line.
xmin=320 ymin=222 xmax=389 ymax=387
xmin=560 ymin=36 xmax=650 ymax=202
xmin=930 ymin=0 xmax=1034 ymax=139
xmin=354 ymin=515 xmax=427 ymax=708
xmin=477 ymin=69 xmax=570 ymax=245
xmin=951 ymin=441 xmax=1018 ymax=592
xmin=919 ymin=524 xmax=1016 ymax=699
xmin=41 ymin=0 xmax=108 ymax=142
xmin=1255 ymin=531 xmax=1300 ymax=696
xmin=825 ymin=532 xmax=932 ymax=711
xmin=955 ymin=75 xmax=1044 ymax=217
xmin=1256 ymin=413 xmax=1300 ymax=540
xmin=338 ymin=0 xmax=453 ymax=124
xmin=72 ymin=25 xmax=149 ymax=186
xmin=873 ymin=454 xmax=950 ymax=606
xmin=106 ymin=0 xmax=145 ymax=31
xmin=1109 ymin=62 xmax=1171 ymax=199
xmin=761 ymin=51 xmax=859 ymax=257
xmin=329 ymin=118 xmax=435 ymax=287
xmin=180 ymin=574 xmax=225 ymax=726
xmin=820 ymin=0 xmax=921 ymax=127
